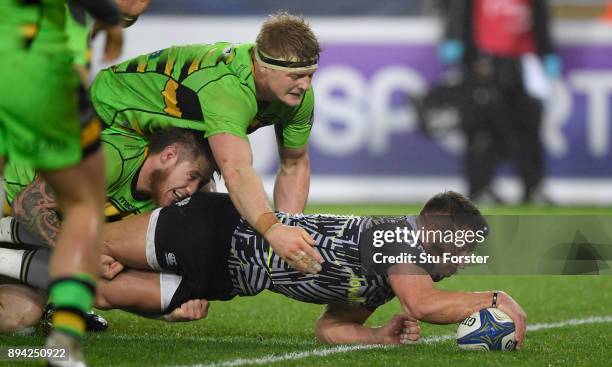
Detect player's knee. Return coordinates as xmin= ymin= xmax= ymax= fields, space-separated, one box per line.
xmin=0 ymin=286 xmax=45 ymax=335
xmin=0 ymin=309 xmax=42 ymax=335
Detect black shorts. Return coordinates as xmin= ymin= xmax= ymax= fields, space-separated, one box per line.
xmin=162 ymin=274 xmax=202 ymax=313
xmin=153 ymin=192 xmax=241 ymax=304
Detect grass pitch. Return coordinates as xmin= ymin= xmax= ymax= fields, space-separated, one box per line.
xmin=1 ymin=204 xmax=610 ymax=366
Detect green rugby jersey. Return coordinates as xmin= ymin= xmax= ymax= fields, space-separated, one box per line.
xmin=3 ymin=129 xmax=154 ymax=219
xmin=65 ymin=3 xmax=92 ymax=68
xmin=0 ymin=0 xmax=69 ymax=54
xmin=101 ymin=128 xmax=155 ymax=218
xmin=91 ymin=42 xmax=314 ymax=148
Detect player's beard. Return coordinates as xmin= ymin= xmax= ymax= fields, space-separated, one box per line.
xmin=149 ymin=166 xmax=172 ymax=206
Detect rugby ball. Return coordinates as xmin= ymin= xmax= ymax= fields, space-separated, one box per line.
xmin=456 ymin=308 xmax=516 ymax=351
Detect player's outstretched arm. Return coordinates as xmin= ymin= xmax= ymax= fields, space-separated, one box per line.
xmin=388 ymin=264 xmax=527 ymax=349
xmin=11 ymin=176 xmax=61 ymax=247
xmin=274 ymin=145 xmax=310 ymax=214
xmin=315 ymin=304 xmax=420 ymax=345
xmin=73 ymin=0 xmax=124 ymax=62
xmin=209 ymin=133 xmax=322 ymax=274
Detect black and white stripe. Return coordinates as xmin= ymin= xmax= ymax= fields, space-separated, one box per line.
xmin=228 ymin=213 xmax=402 ymax=309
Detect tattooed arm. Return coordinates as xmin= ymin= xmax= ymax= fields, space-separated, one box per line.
xmin=11 ymin=176 xmax=61 ymax=248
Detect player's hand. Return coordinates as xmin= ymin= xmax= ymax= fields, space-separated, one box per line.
xmin=265 ymin=224 xmax=323 ymax=274
xmin=99 ymin=23 xmax=124 ymax=62
xmin=496 ymin=291 xmax=527 ymax=350
xmin=373 ymin=314 xmax=420 ymax=344
xmin=99 ymin=254 xmax=124 ymax=280
xmin=163 ymin=299 xmax=210 ymax=322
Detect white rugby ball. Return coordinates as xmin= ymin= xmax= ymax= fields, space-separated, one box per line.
xmin=456 ymin=308 xmax=516 ymax=351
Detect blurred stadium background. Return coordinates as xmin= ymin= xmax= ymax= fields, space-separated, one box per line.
xmin=92 ymin=0 xmax=612 ymax=205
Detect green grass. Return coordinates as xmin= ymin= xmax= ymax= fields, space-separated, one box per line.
xmin=1 ymin=204 xmax=611 ymax=366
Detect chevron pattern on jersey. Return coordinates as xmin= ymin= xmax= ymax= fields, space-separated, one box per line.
xmin=227 ymin=213 xmax=398 ymax=309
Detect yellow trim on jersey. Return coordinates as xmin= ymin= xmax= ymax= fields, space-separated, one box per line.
xmin=2 ymin=201 xmax=11 ymax=217
xmin=162 ymin=80 xmax=182 ymax=118
xmin=104 ymin=202 xmax=122 ymax=218
xmin=164 ymin=57 xmax=175 ymax=76
xmin=20 ymin=23 xmax=38 ymax=39
xmin=267 ymin=245 xmax=273 ymax=269
xmin=188 ymin=53 xmax=205 ymax=75
xmin=113 ymin=123 xmax=144 ymax=137
xmin=80 ymin=118 xmax=102 ymax=148
xmin=224 ymin=51 xmax=235 ymax=65
xmin=130 ymin=120 xmax=144 ymax=135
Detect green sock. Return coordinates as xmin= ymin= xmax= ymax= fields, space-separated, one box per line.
xmin=49 ymin=274 xmax=96 ymax=338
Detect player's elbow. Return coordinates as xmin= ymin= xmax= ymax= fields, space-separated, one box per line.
xmin=220 ymin=163 xmax=251 ymax=188
xmin=280 ymin=154 xmax=309 ymax=173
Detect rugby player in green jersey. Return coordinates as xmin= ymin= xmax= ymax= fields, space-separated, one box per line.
xmin=90 ymin=11 xmax=325 ymax=275
xmin=0 ymin=127 xmax=215 ymax=335
xmin=0 ymin=0 xmax=124 ymax=364
xmin=0 ymin=0 xmax=153 ymax=338
xmin=2 ymin=127 xmax=215 ymax=246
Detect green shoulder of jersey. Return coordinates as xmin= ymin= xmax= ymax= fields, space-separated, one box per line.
xmin=3 ymin=129 xmax=155 ymax=218
xmin=91 ymin=42 xmax=314 ymax=149
xmin=0 ymin=0 xmax=70 ymax=54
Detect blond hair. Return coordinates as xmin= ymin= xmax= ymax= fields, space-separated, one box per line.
xmin=256 ymin=10 xmax=321 ymax=62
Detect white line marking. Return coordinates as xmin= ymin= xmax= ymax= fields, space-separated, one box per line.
xmin=526 ymin=316 xmax=612 ymax=332
xmin=175 ymin=315 xmax=612 ymax=367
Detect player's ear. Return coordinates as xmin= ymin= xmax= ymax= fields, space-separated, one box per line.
xmin=159 ymin=144 xmax=179 ymax=165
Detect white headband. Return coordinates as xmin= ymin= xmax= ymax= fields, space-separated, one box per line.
xmin=254 ymin=47 xmax=318 ymax=73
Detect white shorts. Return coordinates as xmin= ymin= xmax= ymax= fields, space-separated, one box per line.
xmin=146 ymin=208 xmax=162 ymax=271
xmin=159 ymin=272 xmax=182 ymax=312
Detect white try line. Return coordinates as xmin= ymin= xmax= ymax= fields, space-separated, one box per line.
xmin=175 ymin=315 xmax=612 ymax=367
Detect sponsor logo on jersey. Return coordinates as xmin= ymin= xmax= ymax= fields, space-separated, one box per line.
xmin=165 ymin=252 xmax=178 ymax=267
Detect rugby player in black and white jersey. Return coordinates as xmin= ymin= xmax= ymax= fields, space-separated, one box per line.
xmin=1 ymin=191 xmax=527 ymax=348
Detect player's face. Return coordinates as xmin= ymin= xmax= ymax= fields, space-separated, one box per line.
xmin=150 ymin=156 xmax=211 ymax=207
xmin=431 ymin=247 xmax=468 ymax=280
xmin=267 ymin=69 xmax=315 ymax=106
xmin=114 ymin=0 xmax=150 ymax=27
